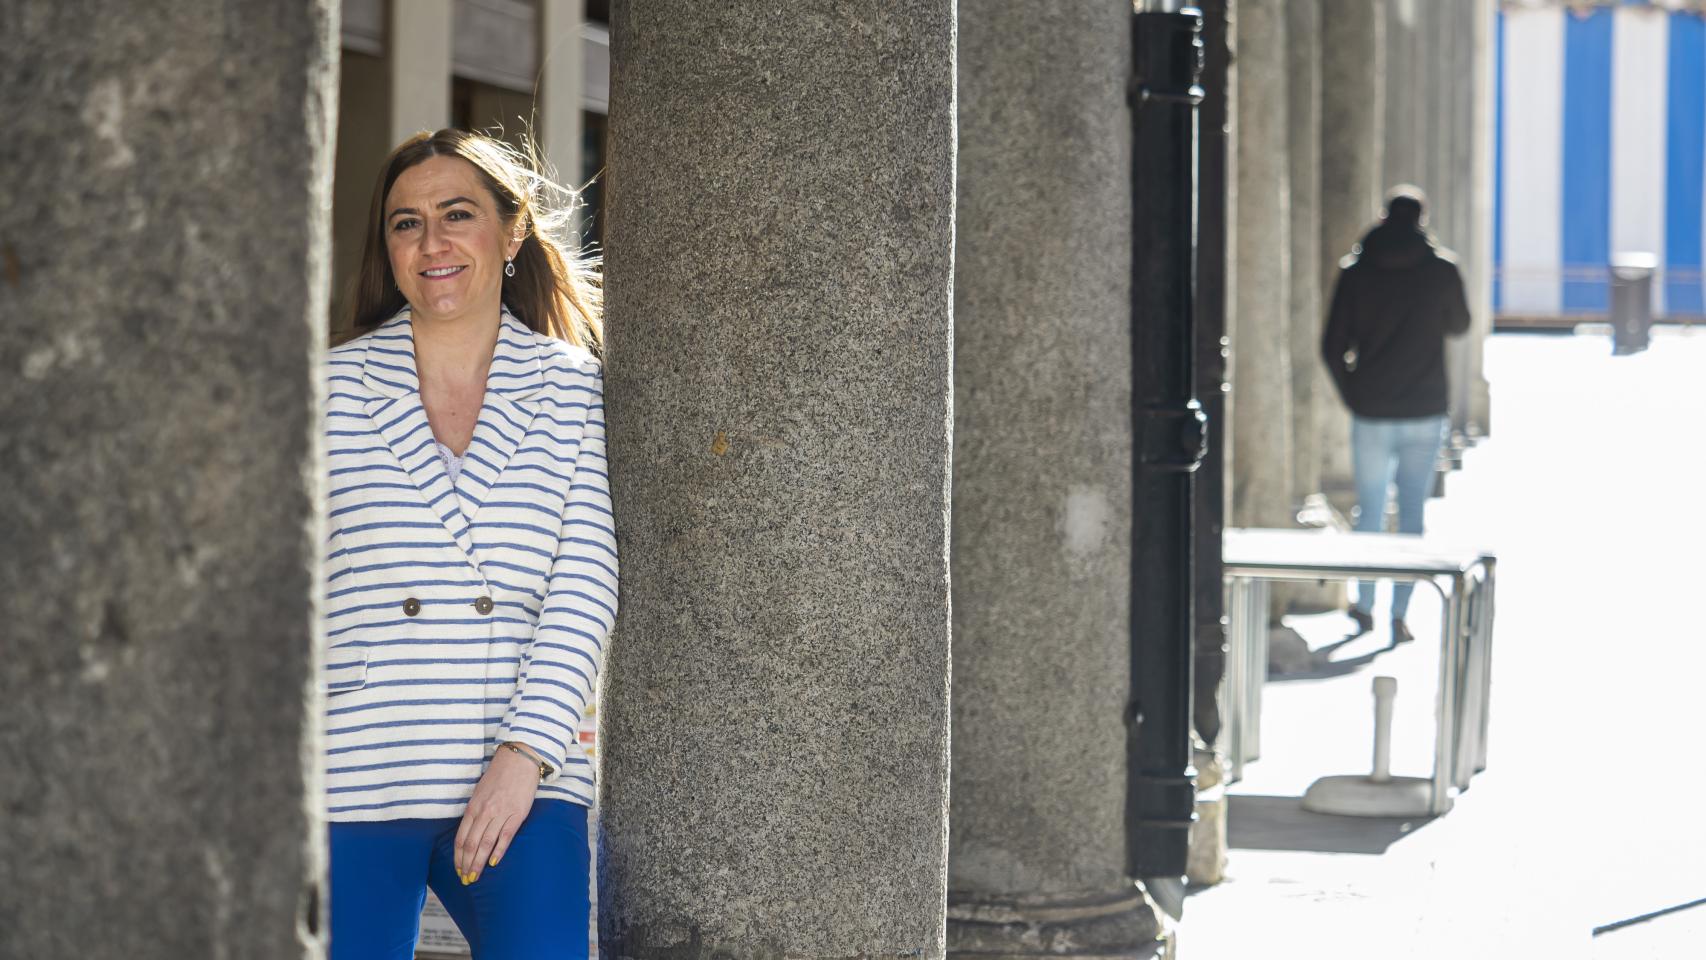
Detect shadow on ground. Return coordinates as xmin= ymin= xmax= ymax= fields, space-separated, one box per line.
xmin=1227 ymin=794 xmax=1436 ymax=855
xmin=1267 ymin=630 xmax=1407 ymax=682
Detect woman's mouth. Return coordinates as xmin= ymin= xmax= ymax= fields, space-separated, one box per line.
xmin=421 ymin=265 xmax=466 ymax=280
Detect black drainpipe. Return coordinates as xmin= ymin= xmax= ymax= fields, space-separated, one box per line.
xmin=1126 ymin=6 xmax=1206 ymax=887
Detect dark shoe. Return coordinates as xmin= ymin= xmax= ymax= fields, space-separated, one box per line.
xmin=1391 ymin=619 xmax=1414 ymax=645
xmin=1348 ymin=608 xmax=1375 ymax=635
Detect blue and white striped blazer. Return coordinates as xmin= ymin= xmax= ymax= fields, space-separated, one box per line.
xmin=322 ymin=307 xmax=615 ymax=821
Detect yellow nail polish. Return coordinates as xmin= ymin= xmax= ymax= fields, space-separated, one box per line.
xmin=461 ymin=873 xmax=472 ymax=886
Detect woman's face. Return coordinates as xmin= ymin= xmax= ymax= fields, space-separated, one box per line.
xmin=383 ymin=155 xmax=522 ymax=327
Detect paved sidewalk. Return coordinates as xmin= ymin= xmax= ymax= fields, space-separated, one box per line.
xmin=1184 ymin=329 xmax=1706 ymax=959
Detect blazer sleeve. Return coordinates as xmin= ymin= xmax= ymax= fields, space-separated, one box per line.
xmin=497 ymin=366 xmax=617 ymax=781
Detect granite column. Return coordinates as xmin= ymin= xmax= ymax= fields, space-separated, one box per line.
xmin=947 ymin=5 xmax=1166 ymax=954
xmin=597 ymin=3 xmax=957 ymax=955
xmin=1318 ymin=0 xmax=1387 ymax=505
xmin=0 ymin=1 xmax=338 ymax=955
xmin=1230 ymin=0 xmax=1294 ymax=530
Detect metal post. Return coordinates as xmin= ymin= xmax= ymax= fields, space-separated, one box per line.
xmin=1192 ymin=0 xmax=1231 ymax=755
xmin=1476 ymin=559 xmax=1497 ymax=771
xmin=1128 ymin=7 xmax=1206 ymax=881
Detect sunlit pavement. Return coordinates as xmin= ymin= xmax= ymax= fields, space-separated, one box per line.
xmin=1183 ymin=329 xmax=1706 ymax=959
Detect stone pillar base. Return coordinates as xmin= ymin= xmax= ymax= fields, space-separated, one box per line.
xmin=1187 ymin=750 xmax=1229 ymax=887
xmin=947 ymin=888 xmax=1171 ymax=959
xmin=1469 ymin=376 xmax=1492 ymax=440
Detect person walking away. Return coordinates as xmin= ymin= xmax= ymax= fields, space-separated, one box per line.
xmin=1321 ymin=185 xmax=1470 ymax=644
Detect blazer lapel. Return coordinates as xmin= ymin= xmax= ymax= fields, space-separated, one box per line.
xmin=360 ymin=311 xmax=480 ymax=565
xmin=453 ymin=310 xmax=543 ymax=525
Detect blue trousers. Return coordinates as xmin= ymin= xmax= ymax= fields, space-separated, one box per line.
xmin=328 ymin=798 xmax=590 ymax=960
xmin=1352 ymin=414 xmax=1448 ymax=620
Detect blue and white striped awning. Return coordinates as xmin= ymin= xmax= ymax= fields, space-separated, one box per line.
xmin=1497 ymin=3 xmax=1706 ymax=317
xmin=1502 ymin=2 xmax=1706 ymax=11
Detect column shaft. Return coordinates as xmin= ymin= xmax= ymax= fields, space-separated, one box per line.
xmin=598 ymin=3 xmax=956 ymax=955
xmin=1231 ymin=0 xmax=1293 ymax=529
xmin=948 ymin=5 xmax=1163 ymax=951
xmin=539 ymin=0 xmax=584 ymax=214
xmin=0 ymin=0 xmax=337 ymax=953
xmin=1318 ymin=0 xmax=1387 ymax=500
xmin=388 ymin=0 xmax=451 ymax=143
xmin=1287 ymin=0 xmax=1325 ymax=508
xmin=1464 ymin=0 xmax=1496 ymax=437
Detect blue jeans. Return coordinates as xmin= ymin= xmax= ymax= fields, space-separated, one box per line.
xmin=1352 ymin=414 xmax=1448 ymax=620
xmin=329 ymin=798 xmax=590 ymax=960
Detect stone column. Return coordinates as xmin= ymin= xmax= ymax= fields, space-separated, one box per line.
xmin=388 ymin=0 xmax=451 ymax=143
xmin=1462 ymin=0 xmax=1496 ymax=438
xmin=1231 ymin=0 xmax=1294 ymax=530
xmin=1283 ymin=0 xmax=1343 ymax=613
xmin=948 ymin=4 xmax=1164 ymax=955
xmin=1318 ymin=0 xmax=1386 ymax=503
xmin=597 ymin=3 xmax=956 ymax=956
xmin=1287 ymin=0 xmax=1324 ymax=509
xmin=0 ymin=1 xmax=337 ymax=956
xmin=539 ymin=0 xmax=584 ymax=221
xmin=1383 ymin=0 xmax=1421 ymax=190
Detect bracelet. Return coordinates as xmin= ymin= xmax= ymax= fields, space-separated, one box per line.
xmin=501 ymin=741 xmax=553 ymax=781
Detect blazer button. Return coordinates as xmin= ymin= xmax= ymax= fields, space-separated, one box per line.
xmin=474 ymin=596 xmax=495 ymax=615
xmin=402 ymin=597 xmax=422 ymax=617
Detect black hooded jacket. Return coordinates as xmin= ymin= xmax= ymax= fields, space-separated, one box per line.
xmin=1321 ymin=221 xmax=1471 ymax=419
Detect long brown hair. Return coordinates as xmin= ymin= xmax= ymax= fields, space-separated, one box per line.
xmin=342 ymin=129 xmax=602 ymax=350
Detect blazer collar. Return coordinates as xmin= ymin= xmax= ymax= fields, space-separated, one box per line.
xmin=360 ymin=306 xmax=545 ymax=400
xmin=357 ymin=306 xmax=547 ymax=579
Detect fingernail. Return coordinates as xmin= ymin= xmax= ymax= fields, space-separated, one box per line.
xmin=461 ymin=873 xmax=472 ymax=886
xmin=488 ymin=856 xmax=498 ymax=868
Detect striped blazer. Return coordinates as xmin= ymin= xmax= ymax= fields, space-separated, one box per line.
xmin=322 ymin=308 xmax=616 ymax=821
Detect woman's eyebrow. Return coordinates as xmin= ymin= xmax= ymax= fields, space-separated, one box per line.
xmin=387 ymin=196 xmax=479 ymax=220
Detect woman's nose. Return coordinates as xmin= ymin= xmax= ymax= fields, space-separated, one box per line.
xmin=420 ymin=220 xmax=451 ymax=254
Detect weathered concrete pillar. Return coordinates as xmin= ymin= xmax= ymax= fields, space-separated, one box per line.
xmin=597 ymin=3 xmax=956 ymax=956
xmin=947 ymin=5 xmax=1165 ymax=955
xmin=1383 ymin=0 xmax=1421 ymax=190
xmin=1287 ymin=0 xmax=1325 ymax=508
xmin=539 ymin=0 xmax=584 ymax=229
xmin=1436 ymin=0 xmax=1473 ymax=450
xmin=387 ymin=0 xmax=451 ymax=143
xmin=0 ymin=1 xmax=337 ymax=956
xmin=1282 ymin=0 xmax=1344 ymax=613
xmin=1231 ymin=0 xmax=1294 ymax=529
xmin=1462 ymin=0 xmax=1496 ymax=438
xmin=1318 ymin=0 xmax=1386 ymax=503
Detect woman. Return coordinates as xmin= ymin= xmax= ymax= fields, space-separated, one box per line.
xmin=323 ymin=128 xmax=612 ymax=959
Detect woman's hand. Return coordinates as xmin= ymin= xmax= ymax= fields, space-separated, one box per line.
xmin=454 ymin=745 xmax=542 ymax=884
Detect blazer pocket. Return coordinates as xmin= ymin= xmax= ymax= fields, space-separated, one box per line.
xmin=324 ymin=649 xmax=370 ymax=696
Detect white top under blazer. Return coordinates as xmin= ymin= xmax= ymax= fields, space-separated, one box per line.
xmin=322 ymin=307 xmax=616 ymax=821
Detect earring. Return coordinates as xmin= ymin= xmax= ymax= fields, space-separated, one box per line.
xmin=504 ymin=257 xmax=516 ymax=278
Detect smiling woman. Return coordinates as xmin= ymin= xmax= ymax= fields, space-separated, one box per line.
xmin=343 ymin=128 xmax=600 ymax=349
xmin=323 ymin=129 xmax=611 ymax=960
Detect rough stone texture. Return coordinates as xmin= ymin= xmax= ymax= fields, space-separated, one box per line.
xmin=1231 ymin=0 xmax=1294 ymax=530
xmin=0 ymin=2 xmax=337 ymax=957
xmin=1286 ymin=0 xmax=1324 ymax=510
xmin=1462 ymin=0 xmax=1496 ymax=438
xmin=597 ymin=3 xmax=955 ymax=956
xmin=947 ymin=3 xmax=1159 ymax=955
xmin=1185 ymin=750 xmax=1228 ymax=888
xmin=1318 ymin=0 xmax=1386 ymax=504
xmin=1274 ymin=0 xmax=1343 ymax=615
xmin=1185 ymin=748 xmax=1227 ymax=887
